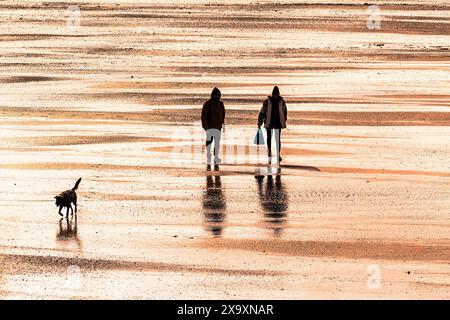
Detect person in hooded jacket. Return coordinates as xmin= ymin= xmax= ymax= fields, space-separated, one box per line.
xmin=201 ymin=87 xmax=225 ymax=164
xmin=258 ymin=86 xmax=287 ymax=163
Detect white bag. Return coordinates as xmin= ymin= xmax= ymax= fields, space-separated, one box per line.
xmin=253 ymin=128 xmax=265 ymax=145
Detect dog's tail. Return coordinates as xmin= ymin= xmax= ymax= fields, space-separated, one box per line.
xmin=72 ymin=178 xmax=82 ymax=191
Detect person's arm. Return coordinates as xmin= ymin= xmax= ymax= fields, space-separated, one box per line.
xmin=201 ymin=103 xmax=208 ymax=130
xmin=258 ymin=100 xmax=268 ymax=128
xmin=283 ymin=100 xmax=287 ymax=122
xmin=221 ymin=102 xmax=225 ymax=132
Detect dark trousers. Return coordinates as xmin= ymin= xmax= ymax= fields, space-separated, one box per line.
xmin=266 ymin=128 xmax=281 ymax=157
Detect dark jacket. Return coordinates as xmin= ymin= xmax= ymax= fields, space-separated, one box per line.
xmin=202 ymin=88 xmax=225 ymax=130
xmin=258 ymin=96 xmax=287 ymax=129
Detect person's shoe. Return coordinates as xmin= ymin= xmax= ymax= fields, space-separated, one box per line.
xmin=214 ymin=157 xmax=222 ymax=164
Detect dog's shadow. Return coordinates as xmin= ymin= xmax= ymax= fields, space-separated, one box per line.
xmin=56 ymin=216 xmax=83 ymax=251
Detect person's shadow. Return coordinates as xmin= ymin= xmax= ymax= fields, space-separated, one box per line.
xmin=56 ymin=215 xmax=83 ymax=251
xmin=202 ymin=165 xmax=226 ymax=237
xmin=255 ymin=171 xmax=289 ymax=237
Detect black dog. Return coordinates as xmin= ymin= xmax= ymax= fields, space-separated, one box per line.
xmin=55 ymin=178 xmax=81 ymax=216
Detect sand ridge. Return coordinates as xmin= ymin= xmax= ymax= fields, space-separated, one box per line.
xmin=0 ymin=0 xmax=449 ymax=299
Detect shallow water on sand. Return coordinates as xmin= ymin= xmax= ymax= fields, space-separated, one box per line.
xmin=0 ymin=0 xmax=449 ymax=299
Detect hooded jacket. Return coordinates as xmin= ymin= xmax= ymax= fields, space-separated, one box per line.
xmin=258 ymin=96 xmax=287 ymax=129
xmin=201 ymin=88 xmax=225 ymax=130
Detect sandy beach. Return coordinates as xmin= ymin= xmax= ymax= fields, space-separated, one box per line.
xmin=0 ymin=0 xmax=449 ymax=299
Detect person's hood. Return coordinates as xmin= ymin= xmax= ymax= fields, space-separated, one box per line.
xmin=211 ymin=87 xmax=221 ymax=101
xmin=269 ymin=86 xmax=282 ymax=102
xmin=272 ymin=86 xmax=280 ymax=96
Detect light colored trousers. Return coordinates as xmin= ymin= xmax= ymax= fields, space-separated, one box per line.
xmin=267 ymin=128 xmax=281 ymax=157
xmin=205 ymin=129 xmax=221 ymax=160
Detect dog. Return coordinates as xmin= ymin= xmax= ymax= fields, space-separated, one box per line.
xmin=54 ymin=178 xmax=81 ymax=216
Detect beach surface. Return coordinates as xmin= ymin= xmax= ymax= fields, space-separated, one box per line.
xmin=0 ymin=0 xmax=449 ymax=299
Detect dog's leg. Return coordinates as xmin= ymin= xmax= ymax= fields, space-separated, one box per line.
xmin=70 ymin=204 xmax=74 ymax=216
xmin=66 ymin=206 xmax=70 ymax=217
xmin=59 ymin=206 xmax=63 ymax=216
xmin=74 ymin=193 xmax=77 ymax=214
xmin=73 ymin=214 xmax=77 ymax=234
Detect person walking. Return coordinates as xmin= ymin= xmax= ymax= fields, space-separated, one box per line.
xmin=258 ymin=86 xmax=287 ymax=163
xmin=202 ymin=87 xmax=225 ymax=164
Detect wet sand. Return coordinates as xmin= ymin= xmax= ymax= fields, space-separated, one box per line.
xmin=0 ymin=0 xmax=449 ymax=299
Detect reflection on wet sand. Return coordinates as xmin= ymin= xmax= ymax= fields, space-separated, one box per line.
xmin=56 ymin=216 xmax=82 ymax=251
xmin=255 ymin=170 xmax=289 ymax=237
xmin=202 ymin=165 xmax=226 ymax=237
xmin=0 ymin=0 xmax=449 ymax=300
